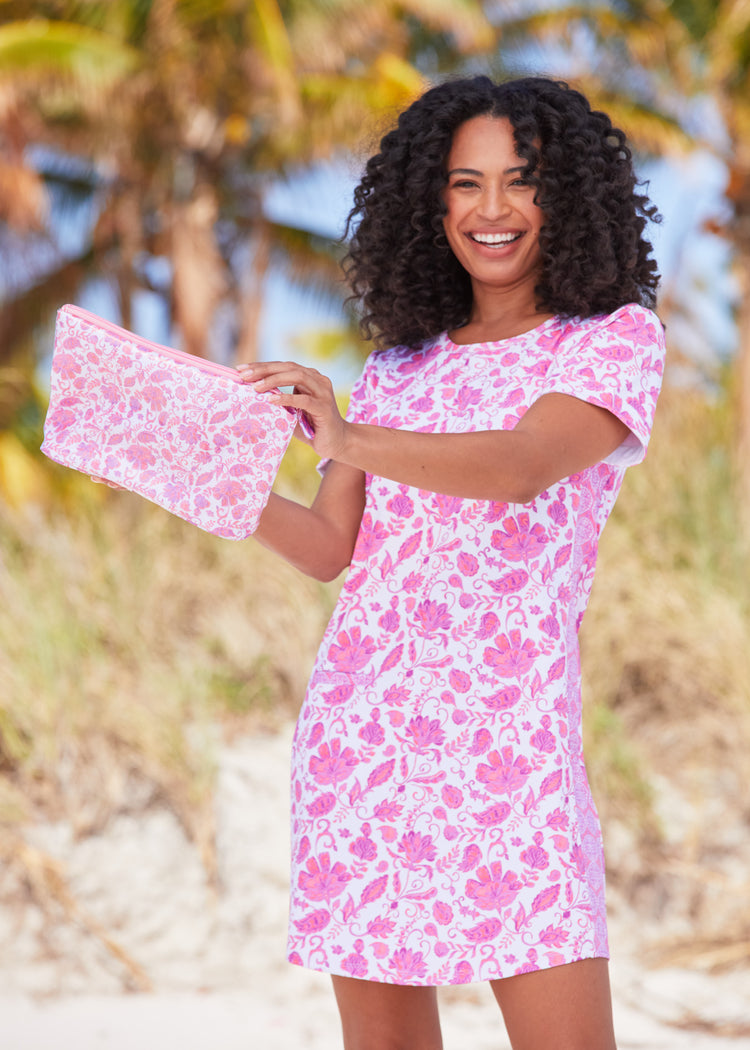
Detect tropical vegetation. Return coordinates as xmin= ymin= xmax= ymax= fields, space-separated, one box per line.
xmin=0 ymin=0 xmax=748 ymax=983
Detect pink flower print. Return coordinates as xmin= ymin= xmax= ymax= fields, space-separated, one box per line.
xmin=126 ymin=443 xmax=157 ymax=469
xmin=433 ymin=493 xmax=463 ymax=521
xmin=359 ymin=721 xmax=385 ymax=745
xmin=177 ymin=421 xmax=202 ymax=445
xmin=373 ymin=799 xmax=402 ymax=820
xmin=481 ymin=685 xmax=522 ymax=711
xmin=469 ymin=728 xmax=492 ymax=755
xmin=327 ymin=627 xmax=377 ymax=673
xmin=597 ymin=338 xmax=634 ymax=361
xmin=547 ymin=499 xmax=568 ymax=526
xmin=433 ymin=900 xmax=453 ymax=925
xmin=448 ymin=668 xmax=471 ymax=693
xmin=213 ymin=479 xmax=246 ymax=506
xmin=387 ymin=492 xmax=414 ymax=517
xmin=366 ymin=917 xmax=396 ymax=936
xmin=540 ymin=925 xmax=569 ymax=947
xmin=55 ymin=353 xmax=81 ymax=378
xmin=342 ymin=949 xmax=369 ymax=977
xmin=477 ymin=747 xmax=532 ymax=796
xmin=464 ymin=917 xmax=504 ymax=942
xmin=457 ymin=552 xmax=479 ymax=576
xmin=477 ymin=612 xmax=500 ymax=640
xmin=298 ymin=852 xmax=352 ymax=902
xmin=456 ymin=385 xmax=482 ymax=412
xmin=453 ymin=960 xmax=474 ymax=983
xmin=388 ymin=948 xmax=428 ymax=982
xmin=378 ymin=608 xmax=400 ymax=632
xmin=141 ymin=383 xmax=167 ymax=410
xmin=465 ymin=862 xmax=522 ymax=911
xmin=405 ymin=715 xmax=445 ymax=750
xmin=306 ymin=792 xmax=337 ymax=816
xmin=230 ymin=417 xmax=264 ymax=442
xmin=520 ymin=843 xmax=549 ymax=870
xmin=491 ymin=513 xmax=548 ymax=562
xmin=398 ymin=831 xmax=437 ymax=867
xmin=350 ymin=835 xmax=377 ymax=861
xmin=162 ymin=481 xmax=188 ymax=501
xmin=402 ymin=572 xmax=424 ymax=593
xmin=355 ymin=512 xmax=390 ymax=558
xmin=539 ymin=614 xmax=560 ymax=639
xmin=531 ymin=716 xmax=556 ymax=753
xmin=546 ymin=808 xmax=569 ymax=830
xmin=414 ymin=600 xmax=452 ymax=636
xmin=484 ymin=630 xmax=539 ymax=678
xmin=459 ymin=843 xmax=482 ymax=871
xmin=441 ymin=784 xmax=463 ymax=809
xmin=474 ymin=802 xmax=511 ymax=827
xmin=308 ymin=739 xmax=359 ymax=785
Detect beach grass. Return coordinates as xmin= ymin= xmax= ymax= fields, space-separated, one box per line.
xmin=0 ymin=376 xmax=748 ymax=964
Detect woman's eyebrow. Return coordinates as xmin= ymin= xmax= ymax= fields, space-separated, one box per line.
xmin=447 ymin=165 xmax=527 ymax=177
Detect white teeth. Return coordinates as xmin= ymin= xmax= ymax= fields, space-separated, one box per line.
xmin=471 ymin=232 xmax=521 ymax=245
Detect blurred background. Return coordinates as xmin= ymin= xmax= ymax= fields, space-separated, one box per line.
xmin=0 ymin=0 xmax=749 ymax=1031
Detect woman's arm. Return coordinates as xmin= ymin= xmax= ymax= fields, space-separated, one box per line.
xmin=253 ymin=459 xmax=366 ymax=582
xmin=240 ymin=363 xmax=629 ymax=504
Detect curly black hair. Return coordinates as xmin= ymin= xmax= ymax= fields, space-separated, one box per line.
xmin=343 ymin=75 xmax=661 ymax=348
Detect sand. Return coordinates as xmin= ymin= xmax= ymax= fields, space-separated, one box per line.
xmin=1 ymin=725 xmax=747 ymax=1049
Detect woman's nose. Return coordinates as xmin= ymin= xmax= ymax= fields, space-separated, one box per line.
xmin=477 ymin=185 xmax=510 ymax=220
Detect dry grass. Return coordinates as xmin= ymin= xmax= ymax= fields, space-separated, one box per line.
xmin=0 ymin=437 xmax=334 ymax=860
xmin=581 ymin=375 xmax=750 ymax=966
xmin=0 ymin=377 xmax=748 ymax=970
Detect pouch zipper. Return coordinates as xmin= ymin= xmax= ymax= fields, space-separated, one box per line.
xmin=60 ymin=303 xmax=312 ymax=435
xmin=62 ymin=303 xmax=247 ymax=384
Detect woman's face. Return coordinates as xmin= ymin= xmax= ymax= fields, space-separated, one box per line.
xmin=442 ymin=115 xmax=544 ymax=297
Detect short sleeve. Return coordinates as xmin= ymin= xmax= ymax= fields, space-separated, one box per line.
xmin=316 ymin=351 xmax=379 ymax=476
xmin=539 ymin=303 xmax=665 ymax=467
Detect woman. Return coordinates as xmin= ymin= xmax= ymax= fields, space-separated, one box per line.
xmin=240 ymin=75 xmax=665 ymax=1050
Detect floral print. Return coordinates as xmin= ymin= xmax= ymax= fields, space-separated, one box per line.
xmin=288 ymin=304 xmax=664 ymax=985
xmin=42 ymin=306 xmax=296 ymax=539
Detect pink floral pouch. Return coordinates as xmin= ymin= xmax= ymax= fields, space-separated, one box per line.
xmin=41 ymin=304 xmax=299 ymax=539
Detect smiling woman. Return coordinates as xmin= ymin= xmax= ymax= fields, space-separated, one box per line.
xmin=235 ymin=75 xmax=665 ymax=1050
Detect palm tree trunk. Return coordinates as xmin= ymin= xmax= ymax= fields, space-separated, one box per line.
xmin=234 ymin=222 xmax=272 ymax=365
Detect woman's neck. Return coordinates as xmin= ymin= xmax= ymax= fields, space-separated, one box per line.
xmin=449 ymin=281 xmax=553 ymax=345
xmin=449 ymin=305 xmax=554 ymax=345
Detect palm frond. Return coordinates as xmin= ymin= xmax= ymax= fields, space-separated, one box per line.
xmin=0 ymin=19 xmax=138 ymax=83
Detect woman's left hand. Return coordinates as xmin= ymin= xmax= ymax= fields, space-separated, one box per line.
xmin=237 ymin=360 xmax=348 ymax=461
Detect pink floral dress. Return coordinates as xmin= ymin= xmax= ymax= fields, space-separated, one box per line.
xmin=287 ymin=303 xmax=665 ymax=986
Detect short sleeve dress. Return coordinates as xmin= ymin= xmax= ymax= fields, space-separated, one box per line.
xmin=287 ymin=303 xmax=665 ymax=986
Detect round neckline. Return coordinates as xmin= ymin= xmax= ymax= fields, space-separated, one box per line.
xmin=445 ymin=314 xmax=559 ymax=348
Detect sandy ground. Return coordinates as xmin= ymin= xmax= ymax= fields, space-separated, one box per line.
xmin=1 ymin=725 xmax=748 ymax=1050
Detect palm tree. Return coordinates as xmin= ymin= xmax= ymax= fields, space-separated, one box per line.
xmin=0 ymin=0 xmax=496 ymax=389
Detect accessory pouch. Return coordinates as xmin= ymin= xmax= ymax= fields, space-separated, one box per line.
xmin=41 ymin=304 xmax=298 ymax=539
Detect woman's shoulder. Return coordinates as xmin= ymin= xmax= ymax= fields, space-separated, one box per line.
xmin=558 ymin=303 xmax=664 ymax=354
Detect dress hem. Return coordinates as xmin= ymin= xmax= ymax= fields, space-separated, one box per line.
xmin=286 ymin=949 xmax=611 ymax=988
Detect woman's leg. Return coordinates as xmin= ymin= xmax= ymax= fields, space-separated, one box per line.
xmin=331 ymin=974 xmax=443 ymax=1050
xmin=490 ymin=957 xmax=617 ymax=1050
